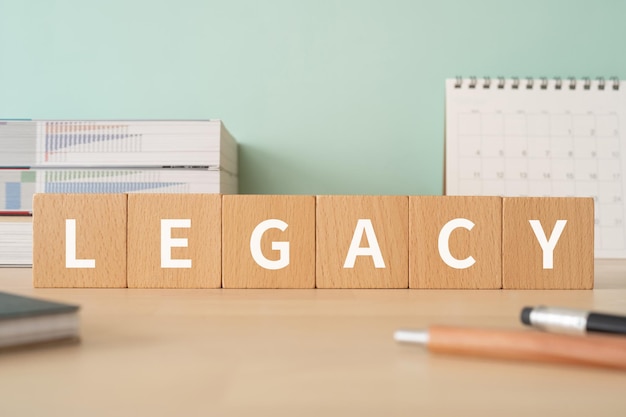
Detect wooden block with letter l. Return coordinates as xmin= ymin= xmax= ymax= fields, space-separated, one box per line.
xmin=502 ymin=197 xmax=594 ymax=289
xmin=316 ymin=195 xmax=408 ymax=288
xmin=33 ymin=194 xmax=127 ymax=288
xmin=222 ymin=195 xmax=315 ymax=288
xmin=127 ymin=194 xmax=221 ymax=288
xmin=410 ymin=196 xmax=502 ymax=289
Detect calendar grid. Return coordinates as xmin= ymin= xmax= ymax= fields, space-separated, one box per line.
xmin=446 ymin=77 xmax=626 ymax=258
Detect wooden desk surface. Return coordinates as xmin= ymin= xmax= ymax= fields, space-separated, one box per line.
xmin=1 ymin=262 xmax=625 ymax=416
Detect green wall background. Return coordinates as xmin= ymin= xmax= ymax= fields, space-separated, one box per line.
xmin=1 ymin=0 xmax=624 ymax=195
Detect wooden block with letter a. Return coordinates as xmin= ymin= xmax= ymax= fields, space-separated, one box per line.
xmin=222 ymin=195 xmax=315 ymax=288
xmin=410 ymin=196 xmax=502 ymax=289
xmin=33 ymin=194 xmax=127 ymax=288
xmin=316 ymin=195 xmax=408 ymax=288
xmin=502 ymin=197 xmax=594 ymax=289
xmin=127 ymin=194 xmax=221 ymax=288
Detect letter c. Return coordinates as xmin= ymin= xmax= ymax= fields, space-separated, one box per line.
xmin=438 ymin=218 xmax=476 ymax=269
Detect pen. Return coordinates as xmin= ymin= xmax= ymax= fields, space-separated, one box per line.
xmin=521 ymin=306 xmax=626 ymax=335
xmin=394 ymin=325 xmax=626 ymax=370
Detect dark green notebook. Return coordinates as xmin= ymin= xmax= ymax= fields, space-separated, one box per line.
xmin=0 ymin=291 xmax=80 ymax=348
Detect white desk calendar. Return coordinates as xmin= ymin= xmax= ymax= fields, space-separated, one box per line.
xmin=445 ymin=77 xmax=625 ymax=258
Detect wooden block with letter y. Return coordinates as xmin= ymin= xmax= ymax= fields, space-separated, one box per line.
xmin=222 ymin=195 xmax=315 ymax=288
xmin=127 ymin=194 xmax=221 ymax=288
xmin=316 ymin=195 xmax=408 ymax=288
xmin=410 ymin=196 xmax=502 ymax=289
xmin=502 ymin=197 xmax=594 ymax=289
xmin=33 ymin=194 xmax=127 ymax=288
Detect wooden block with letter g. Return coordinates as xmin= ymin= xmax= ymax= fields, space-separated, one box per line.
xmin=316 ymin=195 xmax=408 ymax=288
xmin=502 ymin=197 xmax=594 ymax=289
xmin=222 ymin=195 xmax=315 ymax=288
xmin=410 ymin=196 xmax=502 ymax=289
xmin=127 ymin=194 xmax=221 ymax=288
xmin=33 ymin=194 xmax=127 ymax=288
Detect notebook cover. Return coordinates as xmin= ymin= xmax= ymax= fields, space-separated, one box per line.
xmin=0 ymin=291 xmax=79 ymax=319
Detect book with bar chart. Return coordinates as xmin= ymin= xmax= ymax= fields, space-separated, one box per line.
xmin=0 ymin=168 xmax=237 ymax=213
xmin=0 ymin=119 xmax=238 ymax=214
xmin=0 ymin=119 xmax=239 ymax=265
xmin=1 ymin=120 xmax=237 ymax=173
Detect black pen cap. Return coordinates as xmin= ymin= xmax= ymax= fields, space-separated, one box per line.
xmin=520 ymin=307 xmax=533 ymax=325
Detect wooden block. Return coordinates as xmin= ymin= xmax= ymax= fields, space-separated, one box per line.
xmin=502 ymin=197 xmax=594 ymax=289
xmin=222 ymin=195 xmax=315 ymax=288
xmin=33 ymin=194 xmax=127 ymax=288
xmin=316 ymin=195 xmax=408 ymax=288
xmin=410 ymin=196 xmax=502 ymax=289
xmin=127 ymin=194 xmax=221 ymax=288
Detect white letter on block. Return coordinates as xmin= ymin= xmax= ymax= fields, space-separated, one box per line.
xmin=438 ymin=218 xmax=476 ymax=269
xmin=344 ymin=219 xmax=385 ymax=268
xmin=250 ymin=219 xmax=290 ymax=270
xmin=529 ymin=219 xmax=567 ymax=269
xmin=66 ymin=219 xmax=96 ymax=269
xmin=161 ymin=219 xmax=192 ymax=268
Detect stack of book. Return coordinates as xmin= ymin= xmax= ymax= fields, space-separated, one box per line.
xmin=0 ymin=218 xmax=32 ymax=266
xmin=0 ymin=119 xmax=238 ymax=265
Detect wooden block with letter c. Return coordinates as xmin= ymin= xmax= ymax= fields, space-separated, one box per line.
xmin=410 ymin=196 xmax=502 ymax=289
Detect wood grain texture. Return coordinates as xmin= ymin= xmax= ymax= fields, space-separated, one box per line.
xmin=316 ymin=195 xmax=408 ymax=288
xmin=32 ymin=194 xmax=127 ymax=288
xmin=502 ymin=197 xmax=594 ymax=289
xmin=1 ymin=261 xmax=626 ymax=416
xmin=222 ymin=195 xmax=315 ymax=288
xmin=410 ymin=196 xmax=502 ymax=289
xmin=127 ymin=194 xmax=221 ymax=288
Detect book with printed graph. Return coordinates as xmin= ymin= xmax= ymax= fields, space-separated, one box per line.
xmin=0 ymin=119 xmax=238 ymax=265
xmin=0 ymin=167 xmax=237 ymax=214
xmin=0 ymin=119 xmax=238 ymax=214
xmin=0 ymin=119 xmax=237 ymax=173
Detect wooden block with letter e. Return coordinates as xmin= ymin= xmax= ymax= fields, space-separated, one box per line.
xmin=410 ymin=196 xmax=502 ymax=289
xmin=502 ymin=197 xmax=594 ymax=289
xmin=127 ymin=194 xmax=221 ymax=288
xmin=222 ymin=195 xmax=315 ymax=288
xmin=33 ymin=194 xmax=127 ymax=288
xmin=316 ymin=195 xmax=408 ymax=288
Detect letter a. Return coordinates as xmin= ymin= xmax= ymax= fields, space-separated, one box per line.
xmin=343 ymin=219 xmax=385 ymax=268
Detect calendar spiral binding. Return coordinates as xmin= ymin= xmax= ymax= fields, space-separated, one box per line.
xmin=453 ymin=76 xmax=621 ymax=91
